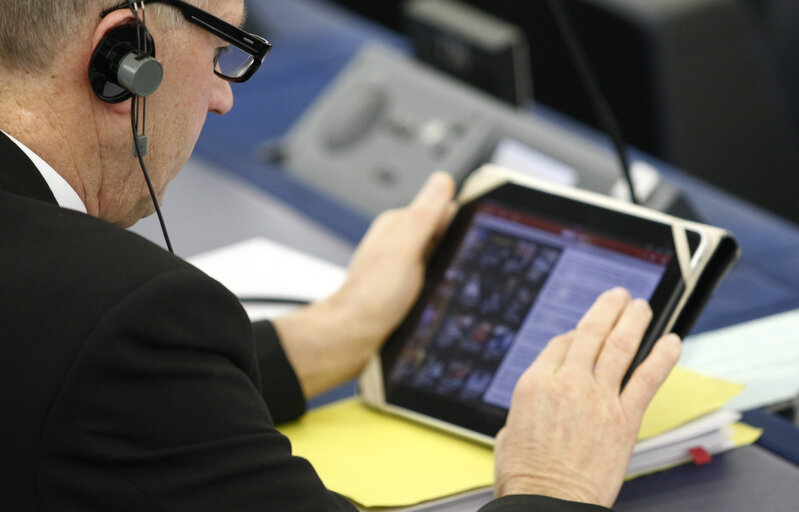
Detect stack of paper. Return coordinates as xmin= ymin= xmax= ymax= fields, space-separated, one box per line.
xmin=279 ymin=368 xmax=761 ymax=509
xmin=630 ymin=409 xmax=742 ymax=476
xmin=629 ymin=368 xmax=759 ymax=477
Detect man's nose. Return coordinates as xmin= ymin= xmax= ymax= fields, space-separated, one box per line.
xmin=209 ymin=78 xmax=234 ymax=115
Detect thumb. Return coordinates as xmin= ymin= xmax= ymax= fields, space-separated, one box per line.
xmin=405 ymin=171 xmax=456 ymax=247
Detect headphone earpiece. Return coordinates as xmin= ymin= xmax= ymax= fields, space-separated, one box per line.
xmin=90 ymin=9 xmax=174 ymax=253
xmin=89 ymin=24 xmax=163 ymax=103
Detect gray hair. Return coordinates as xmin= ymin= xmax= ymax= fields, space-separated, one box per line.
xmin=0 ymin=0 xmax=210 ymax=72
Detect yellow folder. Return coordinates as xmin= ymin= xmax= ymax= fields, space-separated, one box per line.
xmin=278 ymin=367 xmax=760 ymax=509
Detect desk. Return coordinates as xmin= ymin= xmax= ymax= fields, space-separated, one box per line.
xmin=134 ymin=0 xmax=799 ymax=509
xmin=375 ymin=445 xmax=799 ymax=512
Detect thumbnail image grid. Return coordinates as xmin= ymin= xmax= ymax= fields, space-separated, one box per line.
xmin=390 ymin=226 xmax=562 ymax=406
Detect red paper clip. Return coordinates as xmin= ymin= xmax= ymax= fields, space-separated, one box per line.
xmin=689 ymin=447 xmax=713 ymax=466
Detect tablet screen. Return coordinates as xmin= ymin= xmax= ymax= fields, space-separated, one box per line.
xmin=380 ymin=184 xmax=684 ymax=436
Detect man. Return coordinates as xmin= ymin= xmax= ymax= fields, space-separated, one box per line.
xmin=0 ymin=1 xmax=681 ymax=510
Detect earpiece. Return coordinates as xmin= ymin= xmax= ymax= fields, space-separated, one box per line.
xmin=88 ymin=4 xmax=174 ymax=254
xmin=88 ymin=24 xmax=163 ymax=103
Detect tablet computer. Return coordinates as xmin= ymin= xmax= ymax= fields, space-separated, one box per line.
xmin=360 ymin=165 xmax=739 ymax=444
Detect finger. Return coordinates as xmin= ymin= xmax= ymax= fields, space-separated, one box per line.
xmin=620 ymin=334 xmax=682 ymax=418
xmin=564 ymin=288 xmax=630 ymax=370
xmin=410 ymin=171 xmax=455 ymax=209
xmin=404 ymin=172 xmax=456 ymax=248
xmin=593 ymin=298 xmax=653 ymax=389
xmin=532 ymin=330 xmax=575 ymax=373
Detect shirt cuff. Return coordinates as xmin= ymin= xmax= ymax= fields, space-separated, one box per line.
xmin=479 ymin=495 xmax=612 ymax=512
xmin=252 ymin=320 xmax=307 ymax=424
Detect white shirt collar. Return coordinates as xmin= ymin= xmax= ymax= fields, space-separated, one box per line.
xmin=1 ymin=129 xmax=87 ymax=214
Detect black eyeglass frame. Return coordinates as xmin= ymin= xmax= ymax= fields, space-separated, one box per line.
xmin=101 ymin=0 xmax=271 ymax=83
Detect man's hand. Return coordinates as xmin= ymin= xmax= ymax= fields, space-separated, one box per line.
xmin=493 ymin=288 xmax=682 ymax=508
xmin=274 ymin=172 xmax=456 ymax=398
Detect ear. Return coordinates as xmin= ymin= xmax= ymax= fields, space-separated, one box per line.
xmin=89 ymin=8 xmax=140 ymax=114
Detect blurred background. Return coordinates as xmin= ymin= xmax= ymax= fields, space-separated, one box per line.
xmin=292 ymin=0 xmax=799 ymax=223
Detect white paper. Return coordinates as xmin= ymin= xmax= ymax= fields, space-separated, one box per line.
xmin=627 ymin=427 xmax=734 ymax=477
xmin=633 ymin=409 xmax=740 ymax=453
xmin=189 ymin=237 xmax=347 ymax=320
xmin=627 ymin=409 xmax=740 ymax=477
xmin=680 ymin=309 xmax=799 ymax=410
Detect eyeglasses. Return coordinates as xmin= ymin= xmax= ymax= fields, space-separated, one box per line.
xmin=101 ymin=0 xmax=271 ymax=83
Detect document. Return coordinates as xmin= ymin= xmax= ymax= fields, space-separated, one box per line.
xmin=188 ymin=237 xmax=347 ymax=320
xmin=680 ymin=308 xmax=799 ymax=410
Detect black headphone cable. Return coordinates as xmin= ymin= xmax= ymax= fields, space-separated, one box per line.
xmin=128 ymin=0 xmax=174 ymax=254
xmin=132 ymin=92 xmax=174 ymax=254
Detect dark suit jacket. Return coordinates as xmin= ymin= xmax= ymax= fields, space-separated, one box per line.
xmin=0 ymin=131 xmax=608 ymax=512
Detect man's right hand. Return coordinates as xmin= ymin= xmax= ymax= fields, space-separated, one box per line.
xmin=274 ymin=172 xmax=456 ymax=399
xmin=492 ymin=288 xmax=682 ymax=508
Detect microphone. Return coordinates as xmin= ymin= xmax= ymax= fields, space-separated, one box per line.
xmin=547 ymin=0 xmax=639 ymax=205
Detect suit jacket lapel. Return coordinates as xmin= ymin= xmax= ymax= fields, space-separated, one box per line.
xmin=0 ymin=130 xmax=58 ymax=205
